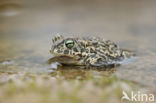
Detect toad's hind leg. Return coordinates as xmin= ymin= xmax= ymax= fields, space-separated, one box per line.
xmin=84 ymin=54 xmax=118 ymax=68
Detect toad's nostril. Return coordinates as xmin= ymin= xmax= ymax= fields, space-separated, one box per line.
xmin=50 ymin=50 xmax=53 ymax=53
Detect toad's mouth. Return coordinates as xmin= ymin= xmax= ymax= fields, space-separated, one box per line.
xmin=48 ymin=54 xmax=83 ymax=65
xmin=49 ymin=50 xmax=84 ymax=65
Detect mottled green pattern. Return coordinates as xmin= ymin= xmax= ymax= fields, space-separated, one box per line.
xmin=51 ymin=35 xmax=134 ymax=67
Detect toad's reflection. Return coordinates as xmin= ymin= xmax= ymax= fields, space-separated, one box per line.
xmin=48 ymin=64 xmax=117 ymax=80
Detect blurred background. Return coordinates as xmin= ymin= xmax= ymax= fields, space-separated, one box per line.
xmin=0 ymin=0 xmax=156 ymax=88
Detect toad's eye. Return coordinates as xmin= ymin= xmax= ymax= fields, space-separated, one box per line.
xmin=65 ymin=39 xmax=75 ymax=49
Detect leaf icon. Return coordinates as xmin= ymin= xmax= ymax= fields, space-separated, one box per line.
xmin=121 ymin=91 xmax=131 ymax=101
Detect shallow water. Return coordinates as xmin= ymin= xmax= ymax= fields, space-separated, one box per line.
xmin=0 ymin=0 xmax=156 ymax=88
